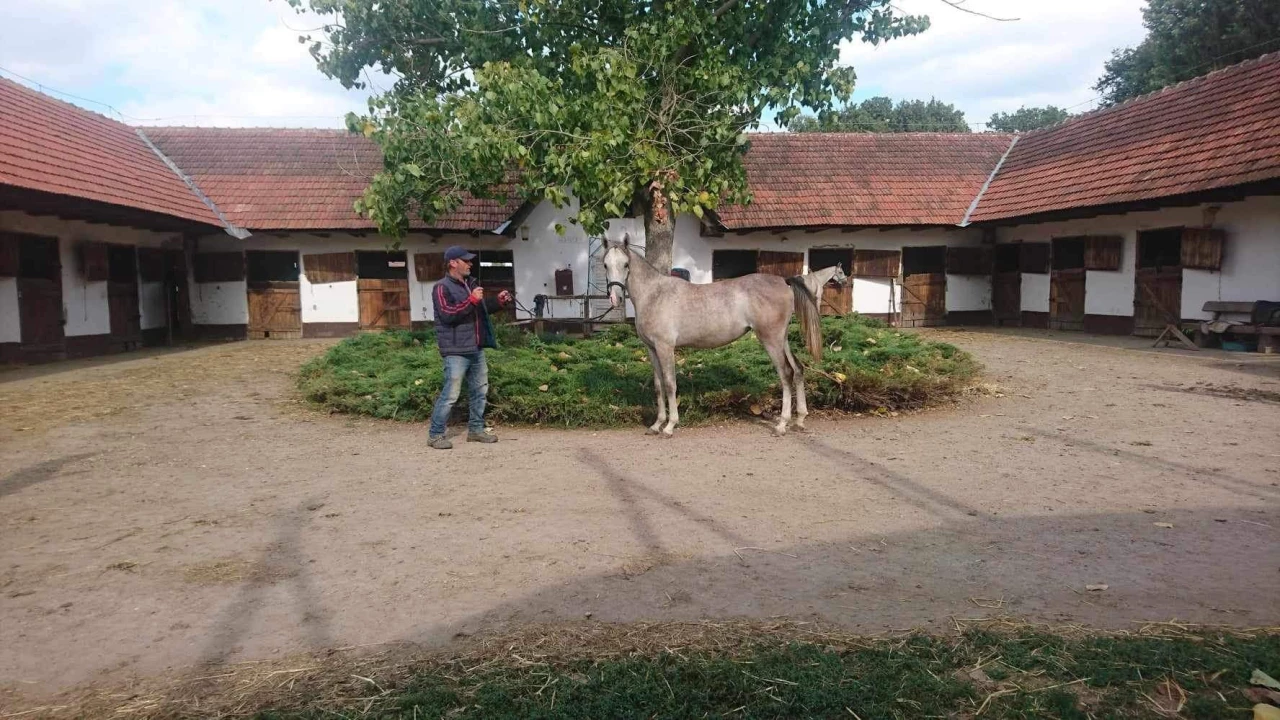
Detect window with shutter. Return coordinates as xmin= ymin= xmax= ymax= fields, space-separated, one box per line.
xmin=302 ymin=252 xmax=356 ymax=283
xmin=1084 ymin=236 xmax=1124 ymax=271
xmin=852 ymin=249 xmax=901 ymax=278
xmin=414 ymin=252 xmax=446 ymax=281
xmin=1180 ymin=228 xmax=1224 ymax=270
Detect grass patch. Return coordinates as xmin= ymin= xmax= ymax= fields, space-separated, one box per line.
xmin=63 ymin=621 xmax=1279 ymax=719
xmin=296 ymin=315 xmax=980 ymax=427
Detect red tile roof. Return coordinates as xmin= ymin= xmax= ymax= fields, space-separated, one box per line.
xmin=970 ymin=51 xmax=1280 ymax=223
xmin=0 ymin=78 xmax=222 ymax=227
xmin=716 ymin=132 xmax=1015 ymax=229
xmin=143 ymin=127 xmax=521 ymax=231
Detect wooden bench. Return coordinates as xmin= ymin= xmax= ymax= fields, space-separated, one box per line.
xmin=1194 ymin=301 xmax=1280 ymax=353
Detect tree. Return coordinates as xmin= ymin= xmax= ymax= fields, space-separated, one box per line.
xmin=288 ymin=0 xmax=929 ymax=272
xmin=1094 ymin=0 xmax=1280 ymax=106
xmin=986 ymin=105 xmax=1069 ymax=133
xmin=791 ymin=96 xmax=969 ymax=132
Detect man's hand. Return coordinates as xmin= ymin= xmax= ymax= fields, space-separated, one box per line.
xmin=498 ymin=290 xmax=513 ymax=305
xmin=470 ymin=287 xmax=484 ymax=303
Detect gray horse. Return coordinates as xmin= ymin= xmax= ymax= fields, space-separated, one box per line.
xmin=603 ymin=234 xmax=846 ymax=437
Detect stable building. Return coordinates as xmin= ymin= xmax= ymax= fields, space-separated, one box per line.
xmin=2 ymin=50 xmax=1279 ymax=363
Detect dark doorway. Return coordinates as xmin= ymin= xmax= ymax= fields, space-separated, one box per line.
xmin=1134 ymin=228 xmax=1184 ymax=337
xmin=711 ymin=250 xmax=758 ymax=280
xmin=107 ymin=245 xmax=141 ymax=344
xmin=13 ymin=232 xmax=64 ymax=349
xmin=900 ymin=246 xmax=946 ymax=327
xmin=356 ymin=251 xmax=410 ymax=329
xmin=809 ymin=248 xmax=854 ymax=315
xmin=993 ymin=244 xmax=1022 ymax=326
xmin=475 ymin=250 xmax=516 ymax=322
xmin=1049 ymin=237 xmax=1086 ymax=331
xmin=246 ymin=250 xmax=302 ymax=339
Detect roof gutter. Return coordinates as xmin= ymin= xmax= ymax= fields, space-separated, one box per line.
xmin=136 ymin=129 xmax=252 ymax=239
xmin=959 ymin=135 xmax=1018 ymax=227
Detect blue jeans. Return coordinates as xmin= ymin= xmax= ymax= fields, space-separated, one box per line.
xmin=429 ymin=352 xmax=489 ymax=438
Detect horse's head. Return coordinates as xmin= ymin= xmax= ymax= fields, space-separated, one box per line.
xmin=831 ymin=263 xmax=849 ymax=286
xmin=602 ymin=234 xmax=632 ymax=307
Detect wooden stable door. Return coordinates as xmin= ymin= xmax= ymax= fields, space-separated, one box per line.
xmin=1134 ymin=267 xmax=1182 ymax=337
xmin=247 ymin=282 xmax=303 ymax=339
xmin=358 ymin=279 xmax=411 ymax=329
xmin=992 ymin=272 xmax=1021 ymax=326
xmin=757 ymin=251 xmax=804 ymax=278
xmin=10 ymin=233 xmax=64 ymax=349
xmin=1049 ymin=268 xmax=1086 ymax=331
xmin=900 ymin=273 xmax=946 ymax=327
xmin=107 ymin=282 xmax=141 ymax=341
xmin=821 ymin=284 xmax=853 ymax=315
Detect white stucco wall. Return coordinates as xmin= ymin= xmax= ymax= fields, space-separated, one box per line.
xmin=946 ymin=275 xmax=992 ymax=312
xmin=996 ymin=195 xmax=1280 ymax=321
xmin=1021 ymin=274 xmax=1051 ymax=313
xmin=1182 ymin=196 xmax=1280 ymax=318
xmin=0 ymin=278 xmax=19 ymax=342
xmin=0 ymin=211 xmax=178 ymax=339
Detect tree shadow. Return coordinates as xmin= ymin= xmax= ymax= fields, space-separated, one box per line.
xmin=1019 ymin=426 xmax=1280 ymax=502
xmin=195 ymin=498 xmax=334 ymax=668
xmin=801 ymin=437 xmax=987 ymax=521
xmin=0 ymin=453 xmax=96 ymax=499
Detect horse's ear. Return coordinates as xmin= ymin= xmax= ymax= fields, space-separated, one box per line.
xmin=622 ymin=233 xmax=630 ymax=249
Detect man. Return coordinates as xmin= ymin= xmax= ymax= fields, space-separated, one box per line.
xmin=428 ymin=246 xmax=513 ymax=449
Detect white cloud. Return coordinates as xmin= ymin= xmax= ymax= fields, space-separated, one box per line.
xmin=0 ymin=0 xmax=374 ymax=127
xmin=840 ymin=0 xmax=1149 ymax=127
xmin=0 ymin=0 xmax=1149 ymax=129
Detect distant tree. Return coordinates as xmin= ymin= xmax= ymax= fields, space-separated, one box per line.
xmin=987 ymin=105 xmax=1070 ymax=133
xmin=791 ymin=95 xmax=969 ymax=133
xmin=1095 ymin=0 xmax=1280 ymax=106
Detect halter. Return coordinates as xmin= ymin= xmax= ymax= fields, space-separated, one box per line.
xmin=606 ymin=280 xmax=628 ymax=299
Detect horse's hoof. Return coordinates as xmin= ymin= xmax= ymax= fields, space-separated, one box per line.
xmin=646 ymin=426 xmax=661 ymax=436
xmin=661 ymin=429 xmax=674 ymax=439
xmin=773 ymin=426 xmax=787 ymax=437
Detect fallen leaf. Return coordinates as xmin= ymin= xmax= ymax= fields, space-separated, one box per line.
xmin=1244 ymin=688 xmax=1280 ymax=705
xmin=1086 ymin=584 xmax=1109 ymax=592
xmin=832 ymin=372 xmax=847 ymax=384
xmin=558 ymin=351 xmax=571 ymax=360
xmin=1254 ymin=670 xmax=1280 ymax=692
xmin=1253 ymin=703 xmax=1280 ymax=720
xmin=538 ymin=385 xmax=549 ymax=392
xmin=1153 ymin=522 xmax=1174 ymax=529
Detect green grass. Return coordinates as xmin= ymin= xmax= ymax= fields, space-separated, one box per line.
xmin=245 ymin=626 xmax=1279 ymax=719
xmin=296 ymin=315 xmax=980 ymax=427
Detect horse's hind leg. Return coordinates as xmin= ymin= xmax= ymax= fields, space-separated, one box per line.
xmin=645 ymin=345 xmax=667 ymax=435
xmin=784 ymin=344 xmax=808 ymax=430
xmin=655 ymin=343 xmax=680 ymax=437
xmin=761 ymin=336 xmax=793 ymax=436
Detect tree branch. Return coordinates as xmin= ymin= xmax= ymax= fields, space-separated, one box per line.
xmin=936 ymin=0 xmax=1018 ymax=22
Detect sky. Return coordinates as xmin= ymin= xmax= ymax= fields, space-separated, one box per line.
xmin=0 ymin=0 xmax=1148 ymax=130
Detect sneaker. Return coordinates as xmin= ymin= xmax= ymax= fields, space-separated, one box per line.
xmin=467 ymin=431 xmax=498 ymax=444
xmin=428 ymin=436 xmax=453 ymax=450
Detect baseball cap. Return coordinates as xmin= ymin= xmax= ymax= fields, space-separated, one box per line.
xmin=443 ymin=246 xmax=476 ymax=262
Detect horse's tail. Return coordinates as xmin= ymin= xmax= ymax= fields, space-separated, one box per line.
xmin=786 ymin=275 xmax=823 ymax=363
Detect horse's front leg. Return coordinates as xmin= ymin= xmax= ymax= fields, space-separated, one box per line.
xmin=645 ymin=345 xmax=667 ymax=435
xmin=656 ymin=343 xmax=680 ymax=437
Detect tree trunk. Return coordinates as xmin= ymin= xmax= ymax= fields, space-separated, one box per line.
xmin=642 ymin=190 xmax=675 ymax=275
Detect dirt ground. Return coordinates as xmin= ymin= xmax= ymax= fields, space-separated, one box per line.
xmin=1 ymin=329 xmax=1278 ymax=708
